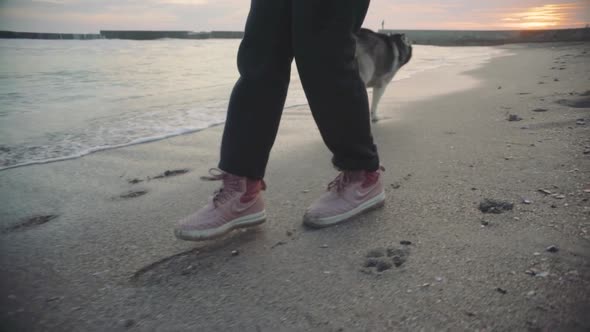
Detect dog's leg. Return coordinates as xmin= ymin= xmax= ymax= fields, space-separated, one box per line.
xmin=370 ymin=85 xmax=387 ymax=122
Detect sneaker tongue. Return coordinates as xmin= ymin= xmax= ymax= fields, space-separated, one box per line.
xmin=224 ymin=174 xmax=246 ymax=192
xmin=344 ymin=170 xmax=365 ymax=182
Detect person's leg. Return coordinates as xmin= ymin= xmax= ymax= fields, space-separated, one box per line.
xmin=175 ymin=0 xmax=292 ymax=241
xmin=292 ymin=0 xmax=385 ymax=228
xmin=292 ymin=0 xmax=379 ymax=171
xmin=218 ymin=0 xmax=293 ymax=179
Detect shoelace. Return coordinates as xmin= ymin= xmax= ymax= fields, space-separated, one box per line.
xmin=200 ymin=168 xmax=241 ymax=207
xmin=327 ymin=172 xmax=352 ymax=192
xmin=327 ymin=166 xmax=385 ymax=192
xmin=200 ymin=168 xmax=266 ymax=206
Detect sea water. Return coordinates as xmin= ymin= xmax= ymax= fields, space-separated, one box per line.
xmin=0 ymin=38 xmax=507 ymax=170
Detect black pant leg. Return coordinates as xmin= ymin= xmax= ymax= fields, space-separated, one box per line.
xmin=292 ymin=0 xmax=379 ymax=171
xmin=218 ymin=0 xmax=293 ymax=179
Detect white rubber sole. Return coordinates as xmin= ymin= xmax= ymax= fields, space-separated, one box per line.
xmin=174 ymin=210 xmax=266 ymax=241
xmin=303 ymin=191 xmax=385 ymax=228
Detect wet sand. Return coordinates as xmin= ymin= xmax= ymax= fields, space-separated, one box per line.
xmin=1 ymin=42 xmax=589 ymax=331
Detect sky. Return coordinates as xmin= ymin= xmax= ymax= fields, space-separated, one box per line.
xmin=0 ymin=0 xmax=588 ymax=33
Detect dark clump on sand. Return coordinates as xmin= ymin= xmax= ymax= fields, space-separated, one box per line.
xmin=4 ymin=215 xmax=58 ymax=233
xmin=479 ymin=199 xmax=514 ymax=214
xmin=126 ymin=169 xmax=190 ymax=184
xmin=557 ymin=97 xmax=590 ymax=108
xmin=151 ymin=169 xmax=190 ymax=180
xmin=508 ymin=114 xmax=523 ymax=121
xmin=532 ymin=108 xmax=548 ymax=112
xmin=119 ymin=190 xmax=148 ymax=199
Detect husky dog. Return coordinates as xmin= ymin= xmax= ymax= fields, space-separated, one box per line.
xmin=355 ymin=28 xmax=413 ymax=122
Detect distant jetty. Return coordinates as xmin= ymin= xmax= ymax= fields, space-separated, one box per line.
xmin=0 ymin=31 xmax=101 ymax=40
xmin=1 ymin=28 xmax=588 ymax=45
xmin=379 ymin=27 xmax=590 ymax=46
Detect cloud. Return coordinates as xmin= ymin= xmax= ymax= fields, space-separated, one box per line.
xmin=156 ymin=0 xmax=208 ymax=5
xmin=31 ymin=0 xmax=77 ymax=4
xmin=2 ymin=0 xmax=589 ymax=32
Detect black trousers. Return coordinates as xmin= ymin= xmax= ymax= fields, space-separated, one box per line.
xmin=219 ymin=0 xmax=379 ymax=179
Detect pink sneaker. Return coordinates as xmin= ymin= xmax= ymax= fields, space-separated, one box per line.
xmin=303 ymin=167 xmax=385 ymax=228
xmin=174 ymin=169 xmax=266 ymax=241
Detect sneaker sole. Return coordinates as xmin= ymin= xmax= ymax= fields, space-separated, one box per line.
xmin=303 ymin=191 xmax=385 ymax=228
xmin=174 ymin=210 xmax=266 ymax=241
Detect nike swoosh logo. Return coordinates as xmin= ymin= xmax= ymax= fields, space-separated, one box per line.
xmin=231 ymin=198 xmax=258 ymax=214
xmin=354 ymin=187 xmax=374 ymax=199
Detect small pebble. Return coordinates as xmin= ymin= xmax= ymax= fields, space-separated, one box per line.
xmin=533 ymin=252 xmax=541 ymax=256
xmin=523 ymin=199 xmax=532 ymax=204
xmin=508 ymin=114 xmax=522 ymax=122
xmin=527 ymin=291 xmax=536 ymax=297
xmin=546 ymin=245 xmax=559 ymax=253
xmin=480 ymin=220 xmax=489 ymax=226
xmin=536 ymin=271 xmax=549 ymax=278
xmin=400 ymin=240 xmax=412 ymax=245
xmin=496 ymin=287 xmax=508 ymax=294
xmin=320 ymin=244 xmax=328 ymax=248
xmin=231 ymin=250 xmax=240 ymax=256
xmin=123 ymin=319 xmax=136 ymax=328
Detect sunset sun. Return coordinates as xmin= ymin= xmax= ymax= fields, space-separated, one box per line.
xmin=501 ymin=3 xmax=582 ymax=29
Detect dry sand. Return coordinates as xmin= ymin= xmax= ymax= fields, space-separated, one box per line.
xmin=1 ymin=42 xmax=589 ymax=331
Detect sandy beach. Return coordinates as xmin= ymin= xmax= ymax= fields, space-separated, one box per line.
xmin=1 ymin=42 xmax=589 ymax=331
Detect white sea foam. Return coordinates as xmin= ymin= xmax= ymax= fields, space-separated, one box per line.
xmin=0 ymin=39 xmax=508 ymax=170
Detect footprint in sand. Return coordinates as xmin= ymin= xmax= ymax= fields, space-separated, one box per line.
xmin=3 ymin=215 xmax=58 ymax=233
xmin=115 ymin=190 xmax=148 ymax=200
xmin=361 ymin=244 xmax=411 ymax=274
